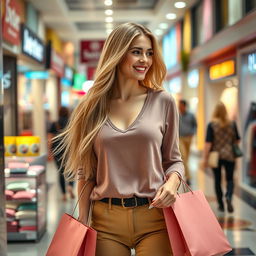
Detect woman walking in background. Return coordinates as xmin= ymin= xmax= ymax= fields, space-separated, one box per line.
xmin=202 ymin=102 xmax=241 ymax=212
xmin=50 ymin=106 xmax=75 ymax=201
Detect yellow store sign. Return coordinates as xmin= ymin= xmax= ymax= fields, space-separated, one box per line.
xmin=209 ymin=60 xmax=235 ymax=80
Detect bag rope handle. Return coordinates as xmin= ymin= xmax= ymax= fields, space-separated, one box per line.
xmin=71 ymin=180 xmax=93 ymax=226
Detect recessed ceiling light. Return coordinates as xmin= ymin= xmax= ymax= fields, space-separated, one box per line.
xmin=154 ymin=29 xmax=163 ymax=36
xmin=166 ymin=13 xmax=177 ymax=20
xmin=104 ymin=0 xmax=112 ymax=6
xmin=106 ymin=29 xmax=113 ymax=35
xmin=106 ymin=23 xmax=113 ymax=29
xmin=159 ymin=23 xmax=168 ymax=29
xmin=174 ymin=1 xmax=186 ymax=8
xmin=105 ymin=9 xmax=113 ymax=15
xmin=105 ymin=17 xmax=113 ymax=23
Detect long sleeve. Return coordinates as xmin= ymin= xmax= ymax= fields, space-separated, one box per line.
xmin=161 ymin=96 xmax=185 ymax=178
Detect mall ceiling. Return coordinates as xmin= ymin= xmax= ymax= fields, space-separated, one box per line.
xmin=27 ymin=0 xmax=197 ymax=42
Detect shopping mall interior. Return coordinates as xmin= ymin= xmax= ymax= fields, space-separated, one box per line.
xmin=1 ymin=0 xmax=256 ymax=255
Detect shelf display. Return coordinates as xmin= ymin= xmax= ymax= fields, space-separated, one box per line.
xmin=5 ymin=155 xmax=47 ymax=242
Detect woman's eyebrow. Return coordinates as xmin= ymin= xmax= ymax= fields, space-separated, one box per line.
xmin=129 ymin=46 xmax=153 ymax=51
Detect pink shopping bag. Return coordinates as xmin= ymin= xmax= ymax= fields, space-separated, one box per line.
xmin=163 ymin=182 xmax=232 ymax=256
xmin=46 ymin=181 xmax=97 ymax=256
xmin=46 ymin=213 xmax=96 ymax=256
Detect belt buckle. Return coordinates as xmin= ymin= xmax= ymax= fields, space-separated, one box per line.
xmin=121 ymin=197 xmax=138 ymax=208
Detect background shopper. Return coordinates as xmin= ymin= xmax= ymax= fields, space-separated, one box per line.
xmin=50 ymin=106 xmax=75 ymax=201
xmin=202 ymin=102 xmax=240 ymax=212
xmin=57 ymin=23 xmax=184 ymax=256
xmin=178 ymin=99 xmax=197 ymax=184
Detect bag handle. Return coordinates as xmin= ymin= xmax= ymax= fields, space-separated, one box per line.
xmin=177 ymin=176 xmax=194 ymax=195
xmin=71 ymin=180 xmax=93 ymax=226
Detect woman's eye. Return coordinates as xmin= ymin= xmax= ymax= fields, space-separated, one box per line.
xmin=132 ymin=50 xmax=141 ymax=55
xmin=147 ymin=51 xmax=154 ymax=56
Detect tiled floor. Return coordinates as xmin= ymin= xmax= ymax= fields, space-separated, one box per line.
xmin=7 ymin=156 xmax=256 ymax=256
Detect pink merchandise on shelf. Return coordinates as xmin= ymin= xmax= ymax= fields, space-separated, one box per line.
xmin=28 ymin=165 xmax=45 ymax=172
xmin=6 ymin=208 xmax=16 ymax=218
xmin=7 ymin=162 xmax=29 ymax=169
xmin=7 ymin=221 xmax=18 ymax=233
xmin=12 ymin=191 xmax=36 ymax=200
xmin=19 ymin=226 xmax=37 ymax=231
xmin=5 ymin=190 xmax=14 ymax=200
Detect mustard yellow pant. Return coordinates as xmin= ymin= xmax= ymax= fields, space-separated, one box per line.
xmin=91 ymin=201 xmax=172 ymax=256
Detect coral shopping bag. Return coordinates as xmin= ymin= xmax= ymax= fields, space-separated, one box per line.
xmin=46 ymin=182 xmax=97 ymax=256
xmin=163 ymin=180 xmax=232 ymax=256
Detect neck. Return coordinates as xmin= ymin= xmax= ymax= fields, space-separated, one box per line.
xmin=113 ymin=74 xmax=146 ymax=100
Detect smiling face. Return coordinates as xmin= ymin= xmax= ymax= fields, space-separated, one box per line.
xmin=117 ymin=34 xmax=153 ymax=82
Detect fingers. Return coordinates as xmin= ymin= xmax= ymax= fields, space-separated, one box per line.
xmin=151 ymin=189 xmax=176 ymax=208
xmin=153 ymin=186 xmax=163 ymax=201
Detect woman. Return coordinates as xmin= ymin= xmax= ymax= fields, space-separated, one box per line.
xmin=50 ymin=107 xmax=75 ymax=201
xmin=202 ymin=102 xmax=240 ymax=213
xmin=58 ymin=23 xmax=184 ymax=256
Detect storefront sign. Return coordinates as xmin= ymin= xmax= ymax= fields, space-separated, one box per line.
xmin=73 ymin=73 xmax=86 ymax=91
xmin=209 ymin=60 xmax=235 ymax=80
xmin=168 ymin=77 xmax=182 ymax=93
xmin=25 ymin=71 xmax=49 ymax=79
xmin=80 ymin=40 xmax=105 ymax=63
xmin=21 ymin=24 xmax=45 ymax=64
xmin=3 ymin=55 xmax=18 ymax=135
xmin=188 ymin=69 xmax=199 ymax=88
xmin=64 ymin=66 xmax=73 ymax=81
xmin=51 ymin=49 xmax=64 ymax=77
xmin=61 ymin=66 xmax=73 ymax=86
xmin=248 ymin=52 xmax=256 ymax=72
xmin=2 ymin=0 xmax=21 ymax=45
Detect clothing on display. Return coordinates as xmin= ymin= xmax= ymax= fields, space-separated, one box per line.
xmin=18 ymin=202 xmax=37 ymax=211
xmin=244 ymin=102 xmax=256 ymax=186
xmin=12 ymin=191 xmax=36 ymax=200
xmin=15 ymin=211 xmax=36 ymax=220
xmin=6 ymin=181 xmax=30 ymax=191
xmin=5 ymin=190 xmax=14 ymax=200
xmin=4 ymin=160 xmax=47 ymax=241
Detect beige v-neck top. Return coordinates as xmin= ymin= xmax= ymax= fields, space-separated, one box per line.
xmin=90 ymin=88 xmax=184 ymax=200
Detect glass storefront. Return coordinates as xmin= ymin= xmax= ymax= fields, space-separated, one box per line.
xmin=239 ymin=45 xmax=256 ymax=191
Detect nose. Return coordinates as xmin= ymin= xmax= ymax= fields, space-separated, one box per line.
xmin=139 ymin=53 xmax=148 ymax=63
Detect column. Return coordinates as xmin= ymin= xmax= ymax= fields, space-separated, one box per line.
xmin=31 ymin=79 xmax=47 ymax=154
xmin=0 ymin=4 xmax=7 ymax=253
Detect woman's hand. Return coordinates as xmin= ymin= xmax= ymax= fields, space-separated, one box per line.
xmin=150 ymin=172 xmax=180 ymax=208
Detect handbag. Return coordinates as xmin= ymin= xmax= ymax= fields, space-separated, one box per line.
xmin=208 ymin=151 xmax=219 ymax=168
xmin=163 ymin=179 xmax=232 ymax=256
xmin=46 ymin=182 xmax=97 ymax=256
xmin=232 ymin=144 xmax=243 ymax=158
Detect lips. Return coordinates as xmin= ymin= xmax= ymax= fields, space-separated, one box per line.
xmin=133 ymin=66 xmax=147 ymax=73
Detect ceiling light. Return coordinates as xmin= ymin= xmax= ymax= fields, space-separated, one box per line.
xmin=174 ymin=1 xmax=186 ymax=8
xmin=159 ymin=23 xmax=168 ymax=29
xmin=105 ymin=9 xmax=113 ymax=15
xmin=104 ymin=0 xmax=112 ymax=6
xmin=106 ymin=23 xmax=113 ymax=29
xmin=154 ymin=29 xmax=163 ymax=36
xmin=166 ymin=13 xmax=177 ymax=20
xmin=105 ymin=17 xmax=113 ymax=23
xmin=106 ymin=29 xmax=113 ymax=35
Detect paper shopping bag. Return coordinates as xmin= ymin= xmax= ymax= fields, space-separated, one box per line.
xmin=46 ymin=213 xmax=97 ymax=256
xmin=163 ymin=189 xmax=232 ymax=256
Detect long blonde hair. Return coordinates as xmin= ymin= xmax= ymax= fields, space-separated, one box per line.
xmin=212 ymin=102 xmax=231 ymax=127
xmin=57 ymin=23 xmax=167 ymax=180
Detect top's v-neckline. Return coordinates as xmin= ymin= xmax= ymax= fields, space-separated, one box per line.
xmin=107 ymin=89 xmax=151 ymax=133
